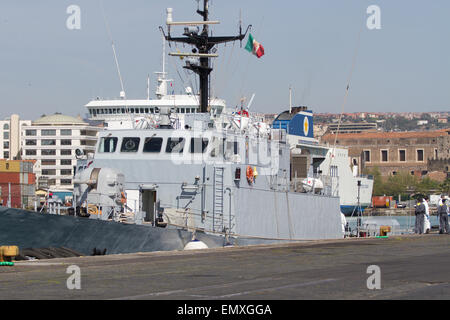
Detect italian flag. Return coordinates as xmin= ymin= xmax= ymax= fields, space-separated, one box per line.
xmin=245 ymin=33 xmax=265 ymax=58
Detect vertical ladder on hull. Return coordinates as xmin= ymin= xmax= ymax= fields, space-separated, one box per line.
xmin=213 ymin=167 xmax=224 ymax=232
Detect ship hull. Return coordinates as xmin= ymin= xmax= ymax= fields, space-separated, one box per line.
xmin=0 ymin=188 xmax=342 ymax=256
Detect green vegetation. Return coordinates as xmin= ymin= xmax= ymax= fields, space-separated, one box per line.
xmin=364 ymin=167 xmax=449 ymax=199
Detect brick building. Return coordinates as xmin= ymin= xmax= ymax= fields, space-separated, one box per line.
xmin=320 ymin=129 xmax=450 ymax=177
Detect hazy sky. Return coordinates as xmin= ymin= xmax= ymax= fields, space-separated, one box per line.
xmin=0 ymin=0 xmax=449 ymax=121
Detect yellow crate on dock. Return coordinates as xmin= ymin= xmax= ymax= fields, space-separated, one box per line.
xmin=0 ymin=246 xmax=19 ymax=262
xmin=379 ymin=226 xmax=391 ymax=237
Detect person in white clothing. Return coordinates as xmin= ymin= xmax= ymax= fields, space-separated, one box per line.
xmin=423 ymin=196 xmax=430 ymax=233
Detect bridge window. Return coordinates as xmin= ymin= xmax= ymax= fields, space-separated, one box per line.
xmin=98 ymin=137 xmax=118 ymax=153
xmin=121 ymin=137 xmax=140 ymax=153
xmin=166 ymin=138 xmax=185 ymax=153
xmin=190 ymin=138 xmax=209 ymax=153
xmin=143 ymin=137 xmax=163 ymax=153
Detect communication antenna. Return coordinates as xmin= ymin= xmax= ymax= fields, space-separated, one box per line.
xmin=289 ymin=86 xmax=292 ymax=114
xmin=99 ymin=0 xmax=126 ymax=99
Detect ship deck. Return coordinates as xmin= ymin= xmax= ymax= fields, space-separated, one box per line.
xmin=1 ymin=234 xmax=449 ymax=299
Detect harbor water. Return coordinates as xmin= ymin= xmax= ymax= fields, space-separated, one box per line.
xmin=346 ymin=215 xmax=440 ymax=235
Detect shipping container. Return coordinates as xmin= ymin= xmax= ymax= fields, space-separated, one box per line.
xmin=0 ymin=183 xmax=22 ymax=208
xmin=0 ymin=172 xmax=21 ymax=184
xmin=372 ymin=196 xmax=393 ymax=208
xmin=0 ymin=160 xmax=35 ymax=173
xmin=0 ymin=172 xmax=35 ymax=185
xmin=0 ymin=160 xmax=21 ymax=173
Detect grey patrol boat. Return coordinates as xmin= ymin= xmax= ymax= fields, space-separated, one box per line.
xmin=71 ymin=0 xmax=343 ymax=253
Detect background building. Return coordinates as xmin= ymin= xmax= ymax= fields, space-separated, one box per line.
xmin=21 ymin=114 xmax=99 ymax=192
xmin=326 ymin=122 xmax=378 ymax=134
xmin=0 ymin=115 xmax=32 ymax=160
xmin=320 ymin=129 xmax=450 ymax=178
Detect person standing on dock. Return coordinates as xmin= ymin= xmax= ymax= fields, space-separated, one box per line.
xmin=415 ymin=198 xmax=426 ymax=234
xmin=423 ymin=196 xmax=431 ymax=234
xmin=437 ymin=198 xmax=449 ymax=234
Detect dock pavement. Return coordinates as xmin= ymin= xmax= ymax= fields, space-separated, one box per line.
xmin=0 ymin=234 xmax=449 ymax=300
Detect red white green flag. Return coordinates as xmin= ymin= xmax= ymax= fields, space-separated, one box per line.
xmin=245 ymin=33 xmax=264 ymax=58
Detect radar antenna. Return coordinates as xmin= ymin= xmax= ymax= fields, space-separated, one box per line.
xmin=160 ymin=0 xmax=251 ymax=113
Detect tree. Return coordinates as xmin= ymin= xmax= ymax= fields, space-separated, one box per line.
xmin=440 ymin=178 xmax=450 ymax=194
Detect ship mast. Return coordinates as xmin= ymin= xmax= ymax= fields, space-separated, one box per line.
xmin=160 ymin=0 xmax=250 ymax=113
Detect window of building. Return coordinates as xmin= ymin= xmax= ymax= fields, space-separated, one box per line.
xmin=25 ymin=150 xmax=37 ymax=156
xmin=417 ymin=149 xmax=424 ymax=162
xmin=3 ymin=151 xmax=9 ymax=159
xmin=98 ymin=137 xmax=118 ymax=153
xmin=26 ymin=129 xmax=36 ymax=136
xmin=41 ymin=129 xmax=56 ymax=136
xmin=381 ymin=150 xmax=388 ymax=162
xmin=143 ymin=137 xmax=163 ymax=153
xmin=61 ymin=179 xmax=72 ymax=185
xmin=190 ymin=138 xmax=209 ymax=153
xmin=25 ymin=139 xmax=37 ymax=146
xmin=60 ymin=169 xmax=72 ymax=175
xmin=363 ymin=150 xmax=371 ymax=162
xmin=41 ymin=149 xmax=56 ymax=156
xmin=61 ymin=139 xmax=72 ymax=146
xmin=60 ymin=129 xmax=72 ymax=136
xmin=60 ymin=149 xmax=72 ymax=156
xmin=3 ymin=141 xmax=9 ymax=149
xmin=120 ymin=137 xmax=140 ymax=153
xmin=399 ymin=150 xmax=406 ymax=162
xmin=165 ymin=138 xmax=185 ymax=153
xmin=42 ymin=139 xmax=56 ymax=146
xmin=41 ymin=169 xmax=56 ymax=175
xmin=3 ymin=132 xmax=9 ymax=139
xmin=3 ymin=123 xmax=9 ymax=130
xmin=60 ymin=159 xmax=72 ymax=165
xmin=330 ymin=165 xmax=339 ymax=177
xmin=47 ymin=179 xmax=56 ymax=186
xmin=41 ymin=159 xmax=56 ymax=165
xmin=435 ymin=149 xmax=438 ymax=159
